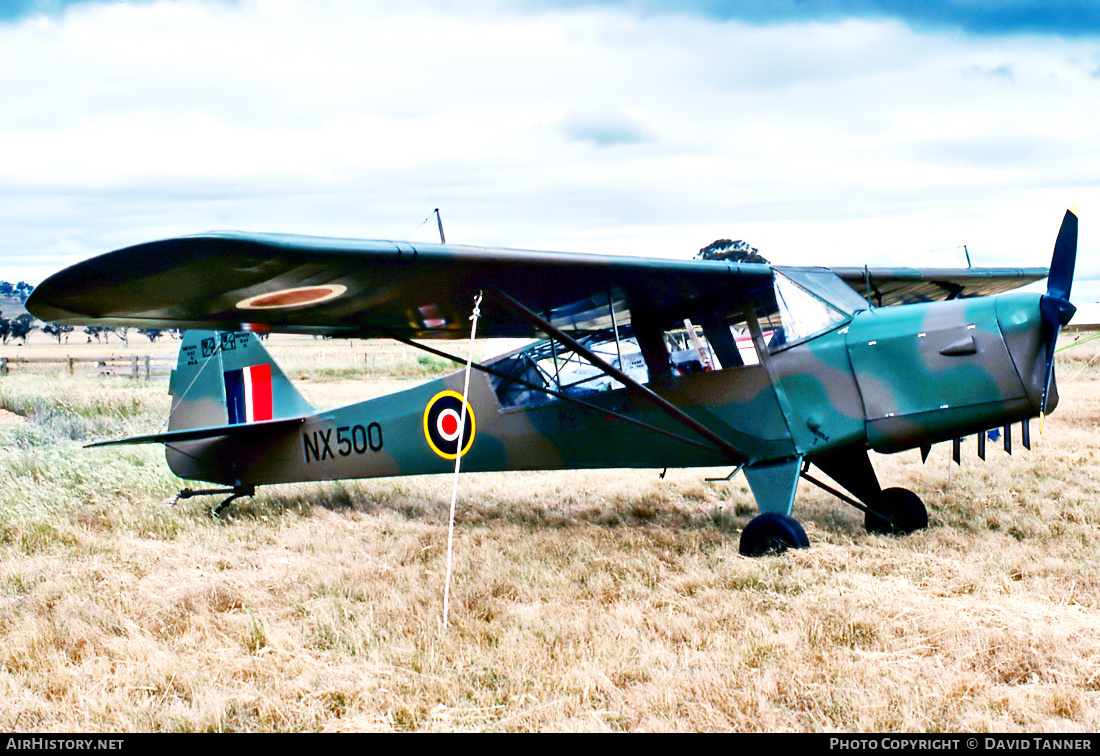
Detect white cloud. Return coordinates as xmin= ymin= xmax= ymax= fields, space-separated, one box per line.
xmin=559 ymin=104 xmax=653 ymax=146
xmin=0 ymin=0 xmax=1098 ymax=289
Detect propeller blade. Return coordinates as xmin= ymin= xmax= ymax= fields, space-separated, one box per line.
xmin=1039 ymin=325 xmax=1061 ymax=433
xmin=1048 ymin=206 xmax=1078 ymax=301
xmin=1039 ymin=206 xmax=1079 ymax=429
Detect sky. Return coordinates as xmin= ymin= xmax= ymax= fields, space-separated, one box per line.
xmin=2 ymin=0 xmax=1099 ymax=301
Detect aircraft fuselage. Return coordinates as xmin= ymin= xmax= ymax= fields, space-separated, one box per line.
xmin=167 ymin=290 xmax=1051 ymax=491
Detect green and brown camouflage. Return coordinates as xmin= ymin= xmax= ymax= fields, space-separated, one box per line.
xmin=25 ymin=208 xmax=1078 ymax=553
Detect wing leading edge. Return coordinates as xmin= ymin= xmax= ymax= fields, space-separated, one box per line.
xmin=27 ymin=232 xmax=774 ymax=338
xmin=27 ymin=232 xmax=1048 ymax=336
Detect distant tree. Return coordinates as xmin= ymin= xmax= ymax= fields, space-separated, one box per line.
xmin=42 ymin=323 xmax=73 ymax=343
xmin=8 ymin=314 xmax=35 ymax=345
xmin=696 ymin=239 xmax=769 ymax=264
xmin=0 ymin=281 xmax=35 ymax=302
xmin=0 ymin=315 xmax=9 ymax=344
xmin=137 ymin=328 xmax=165 ymax=342
xmin=85 ymin=326 xmax=108 ymax=343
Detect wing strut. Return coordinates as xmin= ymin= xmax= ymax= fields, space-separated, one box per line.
xmin=487 ymin=287 xmax=749 ymax=465
xmin=377 ymin=331 xmax=723 ymax=454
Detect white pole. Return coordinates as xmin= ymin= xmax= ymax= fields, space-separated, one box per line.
xmin=443 ymin=292 xmax=482 ymax=629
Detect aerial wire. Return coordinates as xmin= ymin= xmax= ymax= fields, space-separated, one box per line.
xmin=159 ymin=340 xmax=225 ymax=433
xmin=399 ymin=212 xmax=432 ymax=242
xmin=400 ymin=208 xmax=447 ymax=243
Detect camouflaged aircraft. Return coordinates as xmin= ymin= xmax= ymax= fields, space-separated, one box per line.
xmin=25 ymin=208 xmax=1079 ymax=556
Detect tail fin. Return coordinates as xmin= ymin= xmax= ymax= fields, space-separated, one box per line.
xmin=168 ymin=331 xmax=313 ymax=432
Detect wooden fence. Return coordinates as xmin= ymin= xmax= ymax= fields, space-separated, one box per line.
xmin=0 ymin=354 xmax=176 ymax=380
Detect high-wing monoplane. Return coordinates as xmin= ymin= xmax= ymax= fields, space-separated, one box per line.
xmin=26 ymin=208 xmax=1079 ymax=555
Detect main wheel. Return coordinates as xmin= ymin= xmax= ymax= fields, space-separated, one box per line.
xmin=864 ymin=487 xmax=928 ymax=535
xmin=739 ymin=513 xmax=810 ymax=557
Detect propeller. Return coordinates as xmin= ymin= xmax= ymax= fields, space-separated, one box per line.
xmin=1039 ymin=206 xmax=1079 ymax=432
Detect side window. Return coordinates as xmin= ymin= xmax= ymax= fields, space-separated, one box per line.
xmin=666 ymin=322 xmax=715 ymax=374
xmin=488 ymin=334 xmax=651 ymax=409
xmin=486 ymin=282 xmax=797 ymax=409
xmin=670 ymin=319 xmax=759 ymax=371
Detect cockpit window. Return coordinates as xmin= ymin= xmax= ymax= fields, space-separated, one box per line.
xmin=777 ymin=268 xmax=870 ymax=315
xmin=759 ymin=271 xmax=849 ymax=352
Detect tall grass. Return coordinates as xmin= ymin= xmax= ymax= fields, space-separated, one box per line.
xmin=0 ymin=341 xmax=1099 ymax=731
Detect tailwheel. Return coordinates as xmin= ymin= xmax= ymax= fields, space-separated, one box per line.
xmin=739 ymin=513 xmax=810 ymax=557
xmin=170 ymin=485 xmax=256 ymax=518
xmin=864 ymin=487 xmax=928 ymax=535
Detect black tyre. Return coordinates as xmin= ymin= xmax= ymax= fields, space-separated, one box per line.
xmin=739 ymin=513 xmax=810 ymax=557
xmin=864 ymin=487 xmax=928 ymax=535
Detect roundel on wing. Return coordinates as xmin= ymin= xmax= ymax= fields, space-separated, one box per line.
xmin=423 ymin=390 xmax=476 ymax=460
xmin=236 ymin=285 xmax=347 ymax=310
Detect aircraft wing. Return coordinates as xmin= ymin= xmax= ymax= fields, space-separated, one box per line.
xmin=831 ymin=266 xmax=1048 ymax=307
xmin=26 ymin=232 xmax=775 ymax=339
xmin=27 ymin=232 xmax=1049 ymax=337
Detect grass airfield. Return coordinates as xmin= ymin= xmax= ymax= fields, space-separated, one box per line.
xmin=1 ymin=333 xmax=1100 ymax=731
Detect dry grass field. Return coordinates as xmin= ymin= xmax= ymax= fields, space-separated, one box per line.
xmin=1 ymin=333 xmax=1100 ymax=732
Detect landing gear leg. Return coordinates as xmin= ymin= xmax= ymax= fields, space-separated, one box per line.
xmin=804 ymin=448 xmax=929 ymax=536
xmin=739 ymin=458 xmax=810 ymax=556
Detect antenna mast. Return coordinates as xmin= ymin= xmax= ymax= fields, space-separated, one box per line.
xmin=435 ymin=208 xmax=446 ymax=244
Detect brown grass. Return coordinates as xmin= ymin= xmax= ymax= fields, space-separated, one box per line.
xmin=1 ymin=337 xmax=1099 ymax=731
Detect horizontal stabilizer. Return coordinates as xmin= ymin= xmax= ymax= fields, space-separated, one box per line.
xmin=87 ymin=415 xmax=309 ymax=448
